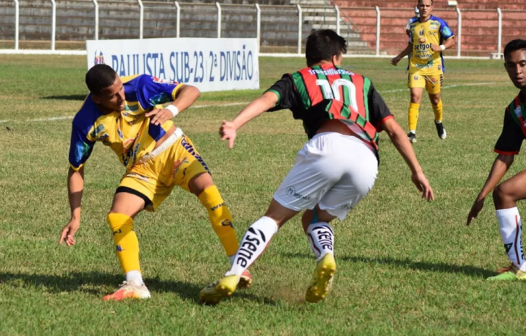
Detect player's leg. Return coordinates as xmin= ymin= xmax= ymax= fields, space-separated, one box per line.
xmin=200 ymin=199 xmax=298 ymax=304
xmin=301 ymin=208 xmax=337 ymax=303
xmin=186 ymin=171 xmax=253 ymax=288
xmin=487 ymin=170 xmax=526 ymax=280
xmin=301 ymin=135 xmax=378 ymax=303
xmin=426 ymin=74 xmax=446 ymax=139
xmin=103 ymin=185 xmax=153 ymax=301
xmin=170 ymin=135 xmax=246 ymax=278
xmin=408 ymin=73 xmax=425 ymax=142
xmin=200 ymin=136 xmax=337 ymax=304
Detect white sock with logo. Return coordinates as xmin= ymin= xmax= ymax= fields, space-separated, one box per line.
xmin=227 ymin=216 xmax=278 ymax=277
xmin=496 ymin=207 xmax=526 ymax=271
xmin=306 ymin=222 xmax=334 ymax=261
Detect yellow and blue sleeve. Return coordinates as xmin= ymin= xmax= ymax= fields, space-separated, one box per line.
xmin=68 ymin=123 xmax=95 ymax=171
xmin=134 ymin=75 xmax=183 ymax=108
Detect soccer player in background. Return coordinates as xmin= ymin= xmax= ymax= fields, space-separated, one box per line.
xmin=59 ymin=64 xmax=252 ymax=300
xmin=467 ymin=39 xmax=526 ymax=281
xmin=391 ymin=0 xmax=456 ymax=143
xmin=200 ymin=29 xmax=434 ymax=305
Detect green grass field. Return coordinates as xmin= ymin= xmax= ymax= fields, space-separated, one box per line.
xmin=1 ymin=55 xmax=525 ymax=335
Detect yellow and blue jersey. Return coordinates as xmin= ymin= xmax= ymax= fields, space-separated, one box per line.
xmin=69 ymin=74 xmax=182 ymax=171
xmin=408 ymin=15 xmax=454 ymax=75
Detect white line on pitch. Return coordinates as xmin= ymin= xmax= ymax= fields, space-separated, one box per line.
xmin=0 ymin=101 xmax=250 ymax=124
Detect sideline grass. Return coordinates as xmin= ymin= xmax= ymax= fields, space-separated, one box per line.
xmin=1 ymin=55 xmax=525 ymax=335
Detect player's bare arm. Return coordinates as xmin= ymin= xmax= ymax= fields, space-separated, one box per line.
xmin=59 ymin=166 xmax=85 ymax=246
xmin=467 ymin=154 xmax=514 ymax=225
xmin=391 ymin=43 xmax=413 ymax=66
xmin=219 ymin=91 xmax=278 ymax=149
xmin=381 ymin=117 xmax=434 ymax=201
xmin=146 ymin=84 xmax=201 ymax=125
xmin=431 ymin=36 xmax=456 ymax=52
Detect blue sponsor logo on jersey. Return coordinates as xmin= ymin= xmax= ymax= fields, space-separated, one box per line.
xmin=442 ymin=26 xmax=452 ymax=36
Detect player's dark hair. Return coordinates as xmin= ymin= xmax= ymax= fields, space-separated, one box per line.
xmin=504 ymin=39 xmax=526 ymax=60
xmin=418 ymin=0 xmax=433 ymax=5
xmin=305 ymin=29 xmax=347 ymax=67
xmin=85 ymin=64 xmax=117 ymax=95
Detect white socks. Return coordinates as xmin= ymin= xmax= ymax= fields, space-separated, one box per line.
xmin=306 ymin=222 xmax=334 ymax=261
xmin=228 ymin=216 xmax=278 ymax=277
xmin=496 ymin=207 xmax=526 ymax=271
xmin=126 ymin=270 xmax=144 ymax=286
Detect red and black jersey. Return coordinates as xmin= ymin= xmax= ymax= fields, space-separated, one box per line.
xmin=495 ymin=93 xmax=526 ymax=155
xmin=266 ymin=64 xmax=393 ymax=150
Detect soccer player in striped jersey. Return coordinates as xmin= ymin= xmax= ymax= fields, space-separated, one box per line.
xmin=391 ymin=0 xmax=456 ymax=143
xmin=200 ymin=29 xmax=434 ymax=305
xmin=467 ymin=39 xmax=526 ymax=281
xmin=59 ymin=64 xmax=252 ymax=301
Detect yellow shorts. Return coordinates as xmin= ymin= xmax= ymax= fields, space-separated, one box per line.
xmin=407 ymin=72 xmax=444 ymax=94
xmin=118 ymin=131 xmax=210 ymax=211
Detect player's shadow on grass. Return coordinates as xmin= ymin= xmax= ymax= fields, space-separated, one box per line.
xmin=284 ymin=253 xmax=495 ymax=278
xmin=0 ymin=271 xmax=200 ymax=302
xmin=0 ymin=271 xmax=279 ymax=305
xmin=42 ymin=95 xmax=86 ymax=101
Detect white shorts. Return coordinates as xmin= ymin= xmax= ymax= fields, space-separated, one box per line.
xmin=273 ymin=132 xmax=378 ymax=220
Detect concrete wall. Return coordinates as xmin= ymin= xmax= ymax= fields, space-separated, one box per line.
xmin=0 ymin=0 xmax=364 ymax=53
xmin=337 ymin=0 xmax=526 ymax=56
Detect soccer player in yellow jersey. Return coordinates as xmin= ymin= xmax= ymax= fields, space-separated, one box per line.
xmin=58 ymin=64 xmax=252 ymax=301
xmin=391 ymin=0 xmax=456 ymax=143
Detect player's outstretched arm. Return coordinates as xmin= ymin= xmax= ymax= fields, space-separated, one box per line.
xmin=59 ymin=166 xmax=85 ymax=247
xmin=467 ymin=154 xmax=514 ymax=226
xmin=219 ymin=91 xmax=278 ymax=149
xmin=381 ymin=118 xmax=434 ymax=201
xmin=146 ymin=84 xmax=201 ymax=125
xmin=391 ymin=43 xmax=413 ymax=66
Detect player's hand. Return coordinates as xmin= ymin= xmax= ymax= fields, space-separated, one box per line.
xmin=219 ymin=120 xmax=237 ymax=149
xmin=467 ymin=197 xmax=485 ymax=226
xmin=411 ymin=172 xmax=434 ymax=201
xmin=59 ymin=219 xmax=80 ymax=247
xmin=430 ymin=44 xmax=443 ymax=52
xmin=391 ymin=56 xmax=401 ymax=66
xmin=145 ymin=108 xmax=173 ymax=126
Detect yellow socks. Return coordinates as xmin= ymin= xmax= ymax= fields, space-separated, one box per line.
xmin=107 ymin=213 xmax=141 ymax=274
xmin=198 ymin=185 xmax=240 ymax=257
xmin=432 ymin=100 xmax=443 ymax=122
xmin=408 ymin=102 xmax=420 ymax=132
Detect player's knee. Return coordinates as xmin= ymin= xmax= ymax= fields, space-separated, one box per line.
xmin=430 ymin=96 xmax=441 ymax=105
xmin=189 ymin=172 xmax=213 ymax=196
xmin=493 ymin=184 xmax=512 ymax=206
xmin=410 ymin=95 xmax=421 ymax=103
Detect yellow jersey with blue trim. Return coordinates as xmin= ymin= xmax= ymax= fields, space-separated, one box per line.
xmin=408 ymin=15 xmax=454 ymax=75
xmin=68 ymin=74 xmax=182 ymax=171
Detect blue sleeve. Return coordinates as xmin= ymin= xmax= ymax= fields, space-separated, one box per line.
xmin=136 ymin=75 xmax=182 ymax=109
xmin=439 ymin=19 xmax=454 ymax=40
xmin=68 ymin=122 xmax=95 ymax=170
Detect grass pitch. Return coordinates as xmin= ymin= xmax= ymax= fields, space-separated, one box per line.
xmin=1 ymin=55 xmax=525 ymax=335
